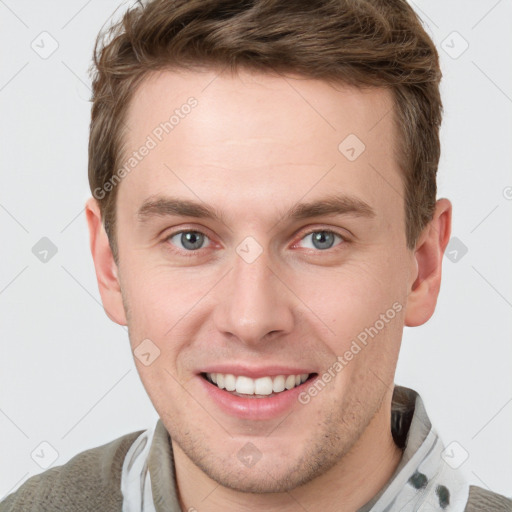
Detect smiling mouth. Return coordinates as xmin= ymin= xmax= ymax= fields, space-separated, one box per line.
xmin=201 ymin=372 xmax=317 ymax=398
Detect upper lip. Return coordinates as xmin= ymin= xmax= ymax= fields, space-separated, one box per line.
xmin=199 ymin=365 xmax=315 ymax=379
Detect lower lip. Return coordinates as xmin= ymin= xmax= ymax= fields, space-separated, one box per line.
xmin=198 ymin=375 xmax=315 ymax=421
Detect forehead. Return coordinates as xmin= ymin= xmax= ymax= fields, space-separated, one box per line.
xmin=119 ymin=67 xmax=402 ymax=227
xmin=125 ymin=67 xmax=395 ymax=150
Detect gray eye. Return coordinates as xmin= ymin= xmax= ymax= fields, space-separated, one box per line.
xmin=170 ymin=231 xmax=209 ymax=251
xmin=301 ymin=231 xmax=341 ymax=250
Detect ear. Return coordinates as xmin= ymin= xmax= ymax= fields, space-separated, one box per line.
xmin=85 ymin=197 xmax=127 ymax=326
xmin=404 ymin=198 xmax=452 ymax=327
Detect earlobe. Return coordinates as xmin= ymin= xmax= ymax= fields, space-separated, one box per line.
xmin=85 ymin=197 xmax=127 ymax=326
xmin=404 ymin=198 xmax=452 ymax=327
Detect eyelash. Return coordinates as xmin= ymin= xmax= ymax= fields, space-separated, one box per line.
xmin=163 ymin=227 xmax=348 ymax=255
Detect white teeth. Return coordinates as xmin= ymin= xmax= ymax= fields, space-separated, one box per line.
xmin=272 ymin=375 xmax=285 ymax=393
xmin=205 ymin=372 xmax=311 ymax=395
xmin=285 ymin=375 xmax=296 ymax=390
xmin=254 ymin=377 xmax=273 ymax=395
xmin=236 ymin=376 xmax=254 ymax=394
xmin=224 ymin=374 xmax=236 ymax=391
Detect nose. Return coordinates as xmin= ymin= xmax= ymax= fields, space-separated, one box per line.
xmin=213 ymin=247 xmax=295 ymax=346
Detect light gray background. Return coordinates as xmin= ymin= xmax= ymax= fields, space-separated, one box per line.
xmin=1 ymin=0 xmax=511 ymax=501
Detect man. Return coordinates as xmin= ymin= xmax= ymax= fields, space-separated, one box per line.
xmin=1 ymin=0 xmax=510 ymax=510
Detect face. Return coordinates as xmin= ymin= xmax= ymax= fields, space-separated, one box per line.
xmin=111 ymin=68 xmax=417 ymax=492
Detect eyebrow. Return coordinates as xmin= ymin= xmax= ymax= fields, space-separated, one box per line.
xmin=137 ymin=193 xmax=376 ymax=224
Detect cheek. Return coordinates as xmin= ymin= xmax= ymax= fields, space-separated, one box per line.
xmin=136 ymin=363 xmax=192 ymax=421
xmin=300 ymin=259 xmax=399 ymax=321
xmin=292 ymin=259 xmax=406 ymax=365
xmin=121 ymin=259 xmax=212 ymax=335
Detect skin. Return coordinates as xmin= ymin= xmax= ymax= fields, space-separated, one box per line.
xmin=86 ymin=67 xmax=451 ymax=511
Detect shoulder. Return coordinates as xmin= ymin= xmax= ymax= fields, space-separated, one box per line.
xmin=464 ymin=485 xmax=512 ymax=511
xmin=0 ymin=429 xmax=144 ymax=512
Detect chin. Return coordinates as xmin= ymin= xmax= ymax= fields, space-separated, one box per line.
xmin=200 ymin=463 xmax=313 ymax=494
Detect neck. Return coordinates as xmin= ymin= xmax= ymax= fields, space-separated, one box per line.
xmin=173 ymin=397 xmax=403 ymax=512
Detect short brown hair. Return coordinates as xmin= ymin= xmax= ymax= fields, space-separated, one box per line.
xmin=88 ymin=0 xmax=442 ymax=260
